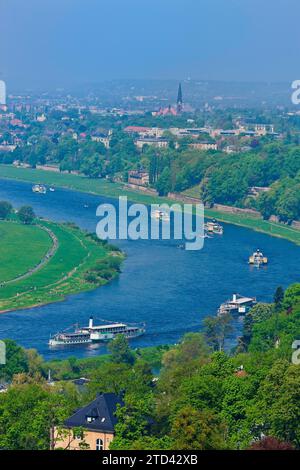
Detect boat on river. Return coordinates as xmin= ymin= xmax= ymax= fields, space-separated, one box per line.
xmin=151 ymin=209 xmax=170 ymax=221
xmin=32 ymin=184 xmax=47 ymax=194
xmin=249 ymin=249 xmax=268 ymax=267
xmin=49 ymin=317 xmax=145 ymax=347
xmin=204 ymin=220 xmax=224 ymax=235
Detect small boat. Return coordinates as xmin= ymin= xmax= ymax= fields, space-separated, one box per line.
xmin=151 ymin=209 xmax=170 ymax=221
xmin=49 ymin=187 xmax=55 ymax=192
xmin=204 ymin=220 xmax=223 ymax=235
xmin=49 ymin=317 xmax=145 ymax=347
xmin=32 ymin=184 xmax=47 ymax=194
xmin=249 ymin=249 xmax=268 ymax=266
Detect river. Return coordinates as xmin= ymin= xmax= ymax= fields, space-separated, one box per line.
xmin=0 ymin=178 xmax=299 ymax=360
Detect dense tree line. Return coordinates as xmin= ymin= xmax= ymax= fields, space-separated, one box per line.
xmin=1 ymin=283 xmax=300 ymax=450
xmin=145 ymin=142 xmax=300 ymax=222
xmin=0 ymin=201 xmax=35 ymax=224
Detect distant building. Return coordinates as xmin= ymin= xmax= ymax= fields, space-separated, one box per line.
xmin=153 ymin=83 xmax=183 ymax=117
xmin=124 ymin=125 xmax=150 ymax=135
xmin=128 ymin=170 xmax=149 ymax=186
xmin=0 ymin=80 xmax=6 ymax=106
xmin=135 ymin=137 xmax=169 ymax=149
xmin=154 ymin=104 xmax=178 ymax=117
xmin=170 ymin=127 xmax=209 ymax=138
xmin=0 ymin=144 xmax=16 ymax=152
xmin=54 ymin=393 xmax=123 ymax=451
xmin=235 ymin=119 xmax=277 ymax=137
xmin=224 ymin=145 xmax=238 ymax=154
xmin=91 ymin=132 xmax=111 ymax=149
xmin=36 ymin=114 xmax=47 ymax=122
xmin=254 ymin=124 xmax=275 ymax=136
xmin=248 ymin=186 xmax=271 ymax=198
xmin=9 ymin=119 xmax=26 ymax=128
xmin=188 ymin=142 xmax=218 ymax=151
xmin=124 ymin=126 xmax=164 ymax=138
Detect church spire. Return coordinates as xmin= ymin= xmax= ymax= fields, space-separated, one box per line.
xmin=177 ymin=82 xmax=183 ymax=113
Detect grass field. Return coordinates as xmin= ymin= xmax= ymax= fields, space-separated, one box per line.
xmin=0 ymin=164 xmax=300 ymax=246
xmin=204 ymin=208 xmax=300 ymax=245
xmin=0 ymin=221 xmax=52 ymax=282
xmin=0 ymin=219 xmax=124 ymax=313
xmin=0 ymin=164 xmax=169 ymax=204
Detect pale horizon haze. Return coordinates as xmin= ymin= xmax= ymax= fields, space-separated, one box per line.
xmin=0 ymin=0 xmax=300 ymax=90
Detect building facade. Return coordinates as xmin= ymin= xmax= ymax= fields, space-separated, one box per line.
xmin=54 ymin=393 xmax=123 ymax=451
xmin=188 ymin=142 xmax=218 ymax=151
xmin=128 ymin=170 xmax=149 ymax=186
xmin=135 ymin=137 xmax=169 ymax=149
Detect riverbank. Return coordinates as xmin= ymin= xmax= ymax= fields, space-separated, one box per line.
xmin=0 ymin=217 xmax=124 ymax=314
xmin=44 ymin=344 xmax=169 ymax=381
xmin=0 ymin=164 xmax=300 ymax=246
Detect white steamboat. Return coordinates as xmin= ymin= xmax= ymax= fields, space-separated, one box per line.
xmin=49 ymin=317 xmax=145 ymax=347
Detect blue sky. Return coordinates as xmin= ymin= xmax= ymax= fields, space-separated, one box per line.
xmin=0 ymin=0 xmax=299 ymax=89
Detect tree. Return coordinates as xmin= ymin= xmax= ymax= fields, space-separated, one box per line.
xmin=87 ymin=363 xmax=132 ymax=397
xmin=110 ymin=392 xmax=154 ymax=450
xmin=18 ymin=206 xmax=36 ymax=225
xmin=80 ymin=153 xmax=104 ymax=178
xmin=160 ymin=333 xmax=211 ymax=378
xmin=0 ymin=384 xmax=75 ymax=450
xmin=155 ymin=167 xmax=172 ymax=196
xmin=283 ymin=283 xmax=300 ymax=311
xmin=157 ymin=334 xmax=211 ymax=423
xmin=54 ymin=426 xmax=90 ymax=450
xmin=276 ymin=186 xmax=300 ymax=223
xmin=248 ymin=436 xmax=294 ymax=450
xmin=274 ymin=286 xmax=284 ymax=311
xmin=25 ymin=349 xmax=43 ymax=377
xmin=204 ymin=313 xmax=233 ymax=351
xmin=0 ymin=340 xmax=29 ymax=381
xmin=0 ymin=201 xmax=12 ymax=220
xmin=171 ymin=406 xmax=227 ymax=450
xmin=250 ymin=362 xmax=300 ymax=448
xmin=238 ymin=303 xmax=274 ymax=352
xmin=108 ymin=335 xmax=135 ymax=365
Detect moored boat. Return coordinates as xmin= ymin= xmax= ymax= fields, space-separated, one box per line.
xmin=217 ymin=293 xmax=257 ymax=316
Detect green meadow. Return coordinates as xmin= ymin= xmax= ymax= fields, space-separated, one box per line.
xmin=0 ymin=221 xmax=52 ymax=282
xmin=0 ymin=219 xmax=123 ymax=313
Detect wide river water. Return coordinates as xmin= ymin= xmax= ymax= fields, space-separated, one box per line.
xmin=0 ymin=178 xmax=299 ymax=360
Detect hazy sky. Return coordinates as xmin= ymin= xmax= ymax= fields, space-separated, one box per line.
xmin=1 ymin=0 xmax=300 ymax=89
